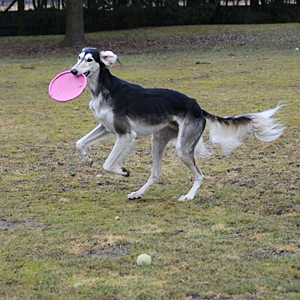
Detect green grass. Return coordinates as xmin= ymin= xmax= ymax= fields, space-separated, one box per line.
xmin=0 ymin=24 xmax=299 ymax=299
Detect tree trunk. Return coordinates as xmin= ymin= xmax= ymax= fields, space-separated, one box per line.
xmin=17 ymin=0 xmax=26 ymax=35
xmin=250 ymin=0 xmax=259 ymax=12
xmin=65 ymin=0 xmax=84 ymax=47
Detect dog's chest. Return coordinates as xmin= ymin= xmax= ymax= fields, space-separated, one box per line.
xmin=89 ymin=95 xmax=115 ymax=132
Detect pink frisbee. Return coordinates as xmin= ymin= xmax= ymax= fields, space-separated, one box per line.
xmin=49 ymin=71 xmax=87 ymax=102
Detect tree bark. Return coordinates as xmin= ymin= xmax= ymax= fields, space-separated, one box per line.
xmin=65 ymin=0 xmax=84 ymax=47
xmin=17 ymin=0 xmax=26 ymax=35
xmin=250 ymin=0 xmax=259 ymax=12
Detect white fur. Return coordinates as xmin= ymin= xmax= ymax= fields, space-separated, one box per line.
xmin=203 ymin=105 xmax=285 ymax=155
xmin=100 ymin=51 xmax=118 ymax=67
xmin=246 ymin=106 xmax=285 ymax=142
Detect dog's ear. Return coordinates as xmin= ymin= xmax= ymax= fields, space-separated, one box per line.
xmin=100 ymin=51 xmax=118 ymax=67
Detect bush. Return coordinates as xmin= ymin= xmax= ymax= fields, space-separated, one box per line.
xmin=98 ymin=2 xmax=217 ymax=30
xmin=0 ymin=4 xmax=300 ymax=36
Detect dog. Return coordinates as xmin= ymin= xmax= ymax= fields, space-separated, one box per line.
xmin=70 ymin=48 xmax=284 ymax=202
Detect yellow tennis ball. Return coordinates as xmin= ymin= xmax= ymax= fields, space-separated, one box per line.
xmin=137 ymin=254 xmax=152 ymax=266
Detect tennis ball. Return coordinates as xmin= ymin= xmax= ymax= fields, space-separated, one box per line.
xmin=136 ymin=254 xmax=152 ymax=266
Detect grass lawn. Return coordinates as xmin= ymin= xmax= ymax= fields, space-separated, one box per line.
xmin=0 ymin=24 xmax=299 ymax=299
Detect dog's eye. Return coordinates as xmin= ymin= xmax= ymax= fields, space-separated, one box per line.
xmin=87 ymin=58 xmax=93 ymax=62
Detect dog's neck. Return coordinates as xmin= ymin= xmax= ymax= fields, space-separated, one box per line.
xmin=87 ymin=67 xmax=112 ymax=99
xmin=87 ymin=68 xmax=101 ymax=96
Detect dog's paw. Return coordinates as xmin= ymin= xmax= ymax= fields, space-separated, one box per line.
xmin=127 ymin=192 xmax=142 ymax=200
xmin=80 ymin=154 xmax=93 ymax=166
xmin=178 ymin=195 xmax=193 ymax=202
xmin=103 ymin=164 xmax=130 ymax=176
xmin=121 ymin=167 xmax=130 ymax=177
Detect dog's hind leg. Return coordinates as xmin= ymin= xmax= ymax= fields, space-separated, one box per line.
xmin=102 ymin=132 xmax=136 ymax=176
xmin=76 ymin=124 xmax=110 ymax=166
xmin=127 ymin=127 xmax=177 ymax=200
xmin=176 ymin=117 xmax=206 ymax=202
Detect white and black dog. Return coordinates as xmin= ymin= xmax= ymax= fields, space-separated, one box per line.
xmin=70 ymin=48 xmax=284 ymax=202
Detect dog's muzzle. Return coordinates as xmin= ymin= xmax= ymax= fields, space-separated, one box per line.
xmin=71 ymin=68 xmax=90 ymax=77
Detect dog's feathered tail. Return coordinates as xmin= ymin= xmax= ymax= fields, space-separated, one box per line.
xmin=195 ymin=105 xmax=285 ymax=157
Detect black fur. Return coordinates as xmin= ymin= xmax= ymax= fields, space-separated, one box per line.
xmin=94 ymin=64 xmax=204 ymax=127
xmin=202 ymin=110 xmax=251 ymax=127
xmin=87 ymin=50 xmax=246 ymax=132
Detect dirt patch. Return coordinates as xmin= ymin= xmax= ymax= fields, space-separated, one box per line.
xmin=89 ymin=244 xmax=131 ymax=259
xmin=0 ymin=219 xmax=44 ymax=230
xmin=0 ymin=219 xmax=33 ymax=229
xmin=2 ymin=30 xmax=300 ymax=57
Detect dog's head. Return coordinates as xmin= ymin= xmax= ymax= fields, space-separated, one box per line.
xmin=71 ymin=48 xmax=117 ymax=78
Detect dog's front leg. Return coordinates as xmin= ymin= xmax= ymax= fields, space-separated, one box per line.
xmin=102 ymin=132 xmax=136 ymax=176
xmin=76 ymin=124 xmax=109 ymax=166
